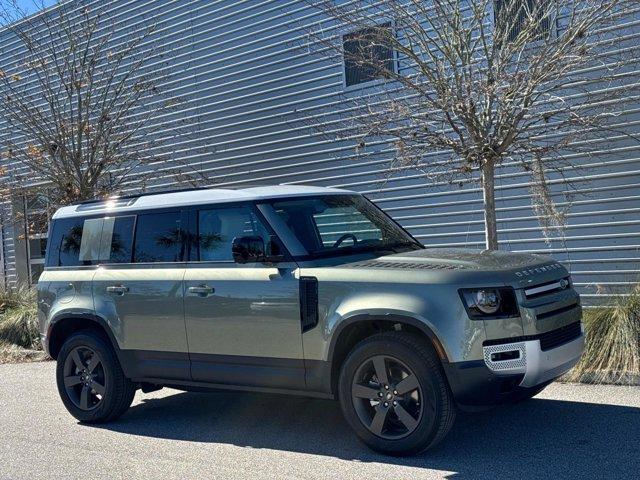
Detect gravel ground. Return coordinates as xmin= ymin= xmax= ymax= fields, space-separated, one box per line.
xmin=1 ymin=362 xmax=639 ymax=480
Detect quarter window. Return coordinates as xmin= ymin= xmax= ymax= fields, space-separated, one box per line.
xmin=48 ymin=215 xmax=134 ymax=267
xmin=133 ymin=211 xmax=183 ymax=263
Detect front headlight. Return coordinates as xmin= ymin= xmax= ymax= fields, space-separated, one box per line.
xmin=459 ymin=288 xmax=519 ymax=319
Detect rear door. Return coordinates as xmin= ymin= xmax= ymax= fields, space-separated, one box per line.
xmin=183 ymin=203 xmax=304 ymax=389
xmin=92 ymin=210 xmax=189 ymax=380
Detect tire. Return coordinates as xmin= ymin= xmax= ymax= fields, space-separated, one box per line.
xmin=338 ymin=331 xmax=456 ymax=456
xmin=56 ymin=330 xmax=136 ymax=423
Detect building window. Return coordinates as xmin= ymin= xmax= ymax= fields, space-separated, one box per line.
xmin=494 ymin=0 xmax=552 ymax=42
xmin=20 ymin=194 xmax=52 ymax=284
xmin=343 ymin=23 xmax=395 ymax=87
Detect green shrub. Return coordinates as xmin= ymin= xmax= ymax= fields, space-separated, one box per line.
xmin=0 ymin=285 xmax=40 ymax=350
xmin=567 ymin=287 xmax=640 ymax=385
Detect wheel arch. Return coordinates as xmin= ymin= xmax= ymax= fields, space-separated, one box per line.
xmin=327 ymin=314 xmax=448 ymax=396
xmin=47 ymin=313 xmax=122 ymax=363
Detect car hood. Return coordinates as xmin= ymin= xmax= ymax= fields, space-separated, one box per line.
xmin=335 ymin=247 xmax=569 ymax=284
xmin=379 ymin=247 xmax=553 ymax=271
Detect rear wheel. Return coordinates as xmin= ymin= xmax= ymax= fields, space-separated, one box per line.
xmin=56 ymin=331 xmax=136 ymax=423
xmin=338 ymin=332 xmax=456 ymax=456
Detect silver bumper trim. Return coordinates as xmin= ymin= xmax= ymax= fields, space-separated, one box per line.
xmin=482 ymin=332 xmax=585 ymax=388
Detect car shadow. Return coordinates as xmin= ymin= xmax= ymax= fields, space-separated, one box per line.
xmin=90 ymin=389 xmax=640 ymax=478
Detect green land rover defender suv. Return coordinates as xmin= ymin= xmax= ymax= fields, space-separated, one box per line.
xmin=38 ymin=185 xmax=584 ymax=455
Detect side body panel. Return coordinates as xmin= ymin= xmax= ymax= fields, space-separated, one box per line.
xmin=300 ymin=268 xmax=489 ymax=365
xmin=38 ymin=268 xmax=97 ymax=351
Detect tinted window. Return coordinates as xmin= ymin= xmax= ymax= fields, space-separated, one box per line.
xmin=46 ymin=217 xmax=82 ymax=267
xmin=265 ymin=195 xmax=421 ymax=258
xmin=133 ymin=212 xmax=183 ymax=263
xmin=198 ymin=206 xmax=274 ymax=262
xmin=104 ymin=216 xmax=135 ymax=263
xmin=47 ymin=215 xmax=134 ymax=267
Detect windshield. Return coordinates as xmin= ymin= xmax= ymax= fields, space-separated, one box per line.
xmin=259 ymin=195 xmax=423 ymax=259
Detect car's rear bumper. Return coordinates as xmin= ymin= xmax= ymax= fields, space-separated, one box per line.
xmin=444 ymin=326 xmax=584 ymax=408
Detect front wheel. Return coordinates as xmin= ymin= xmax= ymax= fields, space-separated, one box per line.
xmin=56 ymin=331 xmax=136 ymax=423
xmin=338 ymin=332 xmax=456 ymax=456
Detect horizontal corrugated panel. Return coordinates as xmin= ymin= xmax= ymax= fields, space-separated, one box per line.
xmin=0 ymin=0 xmax=639 ymax=304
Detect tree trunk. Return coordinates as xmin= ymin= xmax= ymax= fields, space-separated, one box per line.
xmin=481 ymin=159 xmax=499 ymax=250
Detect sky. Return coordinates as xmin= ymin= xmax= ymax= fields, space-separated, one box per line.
xmin=14 ymin=0 xmax=57 ymax=15
xmin=0 ymin=0 xmax=56 ymax=25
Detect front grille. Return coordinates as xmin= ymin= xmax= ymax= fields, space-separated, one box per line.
xmin=539 ymin=322 xmax=582 ymax=351
xmin=536 ymin=302 xmax=579 ymax=320
xmin=524 ymin=277 xmax=572 ymax=299
xmin=483 ymin=321 xmax=582 ymax=350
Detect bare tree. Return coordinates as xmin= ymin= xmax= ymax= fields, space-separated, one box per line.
xmin=305 ymin=0 xmax=638 ymax=249
xmin=0 ymin=0 xmax=179 ymax=208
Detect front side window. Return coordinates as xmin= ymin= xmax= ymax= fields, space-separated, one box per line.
xmin=262 ymin=195 xmax=421 ymax=259
xmin=197 ymin=206 xmax=279 ymax=262
xmin=343 ymin=23 xmax=395 ymax=87
xmin=133 ymin=211 xmax=183 ymax=263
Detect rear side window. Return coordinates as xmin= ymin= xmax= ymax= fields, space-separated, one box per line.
xmin=47 ymin=216 xmax=135 ymax=267
xmin=133 ymin=211 xmax=183 ymax=263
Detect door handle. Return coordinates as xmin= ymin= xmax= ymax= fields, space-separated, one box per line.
xmin=188 ymin=285 xmax=215 ymax=296
xmin=106 ymin=285 xmax=129 ymax=295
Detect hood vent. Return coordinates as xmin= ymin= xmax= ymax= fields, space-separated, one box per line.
xmin=346 ymin=260 xmax=465 ymax=270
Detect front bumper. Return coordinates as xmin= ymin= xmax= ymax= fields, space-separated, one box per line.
xmin=482 ymin=330 xmax=584 ymax=387
xmin=444 ymin=326 xmax=584 ymax=407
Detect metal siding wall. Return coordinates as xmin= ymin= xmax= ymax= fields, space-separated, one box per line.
xmin=0 ymin=0 xmax=639 ymax=304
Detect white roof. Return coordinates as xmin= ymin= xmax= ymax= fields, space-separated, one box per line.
xmin=52 ymin=185 xmax=354 ymax=219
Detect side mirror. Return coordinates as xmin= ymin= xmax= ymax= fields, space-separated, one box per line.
xmin=232 ymin=236 xmax=265 ymax=264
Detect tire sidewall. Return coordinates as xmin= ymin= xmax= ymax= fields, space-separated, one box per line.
xmin=56 ymin=332 xmax=119 ymax=423
xmin=338 ymin=336 xmax=445 ymax=455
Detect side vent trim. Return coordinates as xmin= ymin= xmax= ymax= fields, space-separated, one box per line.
xmin=300 ymin=276 xmax=319 ymax=333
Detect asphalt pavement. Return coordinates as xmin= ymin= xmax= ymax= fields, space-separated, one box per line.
xmin=1 ymin=362 xmax=639 ymax=479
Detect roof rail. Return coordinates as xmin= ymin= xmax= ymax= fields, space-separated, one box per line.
xmin=73 ymin=186 xmax=215 ymax=206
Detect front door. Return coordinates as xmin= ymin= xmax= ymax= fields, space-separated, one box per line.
xmin=183 ymin=204 xmax=304 ymax=389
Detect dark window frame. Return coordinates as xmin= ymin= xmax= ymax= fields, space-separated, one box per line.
xmin=342 ymin=22 xmax=396 ymax=89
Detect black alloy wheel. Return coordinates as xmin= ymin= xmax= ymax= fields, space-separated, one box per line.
xmin=63 ymin=346 xmax=107 ymax=411
xmin=351 ymin=355 xmax=424 ymax=439
xmin=338 ymin=332 xmax=456 ymax=456
xmin=56 ymin=331 xmax=136 ymax=423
